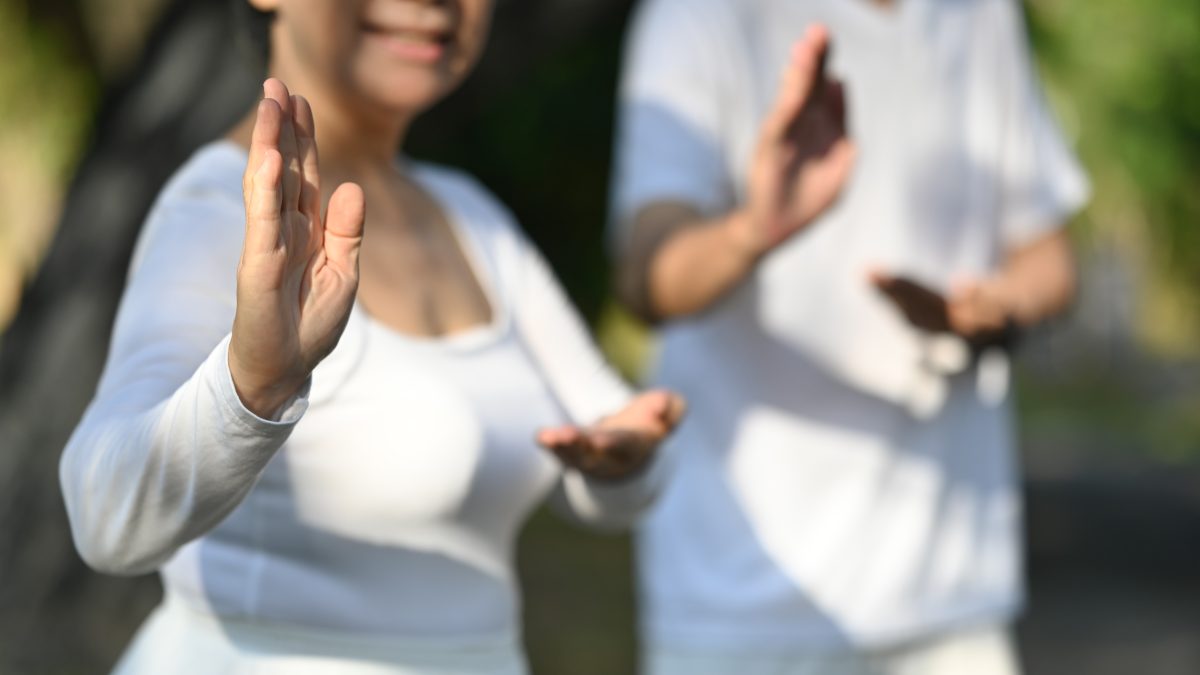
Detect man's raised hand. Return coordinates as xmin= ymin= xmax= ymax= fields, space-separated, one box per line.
xmin=732 ymin=24 xmax=856 ymax=258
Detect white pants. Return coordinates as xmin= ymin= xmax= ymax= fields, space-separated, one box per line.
xmin=112 ymin=594 xmax=528 ymax=675
xmin=642 ymin=626 xmax=1020 ymax=675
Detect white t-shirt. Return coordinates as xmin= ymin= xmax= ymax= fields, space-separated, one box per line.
xmin=612 ymin=0 xmax=1088 ymax=652
xmin=61 ymin=142 xmax=662 ymax=664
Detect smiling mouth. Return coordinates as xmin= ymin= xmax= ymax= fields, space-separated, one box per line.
xmin=362 ymin=22 xmax=453 ymax=63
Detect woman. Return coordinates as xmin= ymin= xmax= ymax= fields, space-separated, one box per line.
xmin=59 ymin=1 xmax=683 ymax=672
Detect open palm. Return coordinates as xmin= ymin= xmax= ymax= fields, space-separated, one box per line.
xmin=739 ymin=24 xmax=856 ymax=255
xmin=228 ymin=78 xmax=366 ymax=418
xmin=538 ymin=390 xmax=686 ymax=482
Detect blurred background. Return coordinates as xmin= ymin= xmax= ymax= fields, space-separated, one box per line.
xmin=0 ymin=0 xmax=1197 ymax=673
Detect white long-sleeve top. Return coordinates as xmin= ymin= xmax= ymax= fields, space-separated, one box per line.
xmin=61 ymin=141 xmax=660 ymax=642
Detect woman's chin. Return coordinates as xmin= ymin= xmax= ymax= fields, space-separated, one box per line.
xmin=356 ymin=69 xmax=459 ymax=117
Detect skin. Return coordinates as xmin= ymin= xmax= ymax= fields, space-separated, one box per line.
xmin=615 ymin=22 xmax=1076 ymax=350
xmin=870 ymin=230 xmax=1077 ymax=351
xmin=615 ymin=25 xmax=856 ymax=322
xmin=227 ymin=0 xmax=683 ymax=480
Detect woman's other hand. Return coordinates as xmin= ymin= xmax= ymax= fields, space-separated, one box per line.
xmin=537 ymin=390 xmax=687 ymax=482
xmin=229 ymin=78 xmax=367 ymax=418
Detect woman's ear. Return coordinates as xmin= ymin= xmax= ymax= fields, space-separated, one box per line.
xmin=247 ymin=0 xmax=280 ymax=11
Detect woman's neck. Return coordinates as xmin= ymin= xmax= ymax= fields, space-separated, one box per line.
xmin=228 ymin=65 xmax=414 ymax=179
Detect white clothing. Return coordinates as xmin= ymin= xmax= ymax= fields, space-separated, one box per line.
xmin=114 ymin=592 xmax=527 ymax=675
xmin=612 ymin=0 xmax=1088 ymax=653
xmin=61 ymin=141 xmax=661 ymax=671
xmin=643 ymin=625 xmax=1019 ymax=675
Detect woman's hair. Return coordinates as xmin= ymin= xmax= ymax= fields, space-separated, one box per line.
xmin=230 ymin=0 xmax=274 ymax=74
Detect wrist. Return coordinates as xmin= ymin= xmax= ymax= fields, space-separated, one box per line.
xmin=227 ymin=354 xmax=308 ymax=420
xmin=723 ymin=208 xmax=768 ymax=265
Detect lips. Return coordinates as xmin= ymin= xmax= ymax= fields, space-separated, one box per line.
xmin=361 ymin=20 xmax=453 ymax=63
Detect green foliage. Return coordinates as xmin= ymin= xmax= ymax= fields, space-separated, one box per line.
xmin=0 ymin=1 xmax=97 ymax=327
xmin=0 ymin=2 xmax=96 ymax=196
xmin=1026 ymin=0 xmax=1200 ymax=288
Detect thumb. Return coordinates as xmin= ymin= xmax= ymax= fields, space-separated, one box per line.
xmin=658 ymin=390 xmax=687 ymax=429
xmin=324 ymin=182 xmax=366 ymax=275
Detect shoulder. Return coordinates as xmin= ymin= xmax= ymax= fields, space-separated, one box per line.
xmin=631 ymin=0 xmax=739 ymax=29
xmin=626 ymin=0 xmax=744 ymax=55
xmin=128 ymin=141 xmax=248 ymax=282
xmin=156 ymin=141 xmax=247 ymax=213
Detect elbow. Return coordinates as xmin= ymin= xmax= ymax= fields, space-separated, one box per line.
xmin=613 ymin=259 xmax=666 ymax=327
xmin=72 ymin=530 xmax=164 ymax=577
xmin=64 ymin=494 xmax=169 ymax=575
xmin=60 ymin=451 xmax=170 ymax=577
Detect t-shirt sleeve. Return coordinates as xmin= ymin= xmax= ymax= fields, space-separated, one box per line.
xmin=59 ymin=161 xmax=307 ymax=576
xmin=609 ymin=0 xmax=736 ymax=248
xmin=994 ymin=0 xmax=1091 ymax=247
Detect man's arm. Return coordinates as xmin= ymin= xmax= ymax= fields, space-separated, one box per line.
xmin=990 ymin=229 xmax=1077 ymax=327
xmin=872 ymin=229 xmax=1077 ymax=350
xmin=616 ymin=203 xmax=758 ymax=323
xmin=615 ymin=25 xmax=855 ymax=324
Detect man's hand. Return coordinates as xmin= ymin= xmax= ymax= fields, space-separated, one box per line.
xmin=871 ymin=272 xmax=1013 ymax=348
xmin=617 ymin=24 xmax=856 ymax=322
xmin=732 ymin=23 xmax=856 ymax=258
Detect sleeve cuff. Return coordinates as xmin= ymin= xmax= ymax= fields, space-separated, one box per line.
xmin=210 ymin=334 xmax=311 ymax=433
xmin=559 ymin=445 xmax=670 ymax=530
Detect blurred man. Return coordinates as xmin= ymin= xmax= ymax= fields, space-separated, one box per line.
xmin=610 ymin=0 xmax=1089 ymax=673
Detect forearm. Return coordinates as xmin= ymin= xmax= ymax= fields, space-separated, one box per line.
xmin=60 ymin=336 xmax=303 ymax=575
xmin=617 ymin=204 xmax=759 ymax=322
xmin=994 ymin=230 xmax=1077 ymax=328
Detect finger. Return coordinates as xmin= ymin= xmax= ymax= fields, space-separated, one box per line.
xmin=580 ymin=428 xmax=622 ymax=454
xmin=244 ymin=96 xmax=284 ymax=204
xmin=292 ymin=95 xmax=322 ymax=223
xmin=537 ymin=426 xmax=582 ymax=449
xmin=264 ymin=78 xmax=301 ymax=214
xmin=947 ymin=276 xmax=974 ymax=301
xmin=867 ymin=267 xmax=893 ymax=289
xmin=246 ymin=148 xmax=284 ymax=254
xmin=761 ymin=24 xmax=830 ymax=145
xmin=658 ymin=391 xmax=688 ymax=429
xmin=323 ymin=182 xmax=366 ymax=277
xmin=539 ymin=432 xmax=592 ymax=470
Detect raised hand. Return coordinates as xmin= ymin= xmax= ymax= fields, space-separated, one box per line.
xmin=537 ymin=390 xmax=687 ymax=482
xmin=229 ymin=78 xmax=366 ymax=418
xmin=732 ymin=24 xmax=856 ymax=257
xmin=871 ymin=271 xmax=1014 ymax=348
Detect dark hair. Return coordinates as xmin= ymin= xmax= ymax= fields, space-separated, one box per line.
xmin=230 ymin=0 xmax=274 ymax=75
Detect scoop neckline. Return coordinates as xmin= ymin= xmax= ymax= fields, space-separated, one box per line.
xmin=207 ymin=139 xmax=511 ymax=352
xmin=841 ymin=0 xmax=909 ymax=30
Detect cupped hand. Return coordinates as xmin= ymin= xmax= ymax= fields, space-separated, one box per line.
xmin=733 ymin=24 xmax=856 ymax=258
xmin=871 ymin=271 xmax=1013 ymax=347
xmin=229 ymin=78 xmax=366 ymax=418
xmin=537 ymin=390 xmax=687 ymax=482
